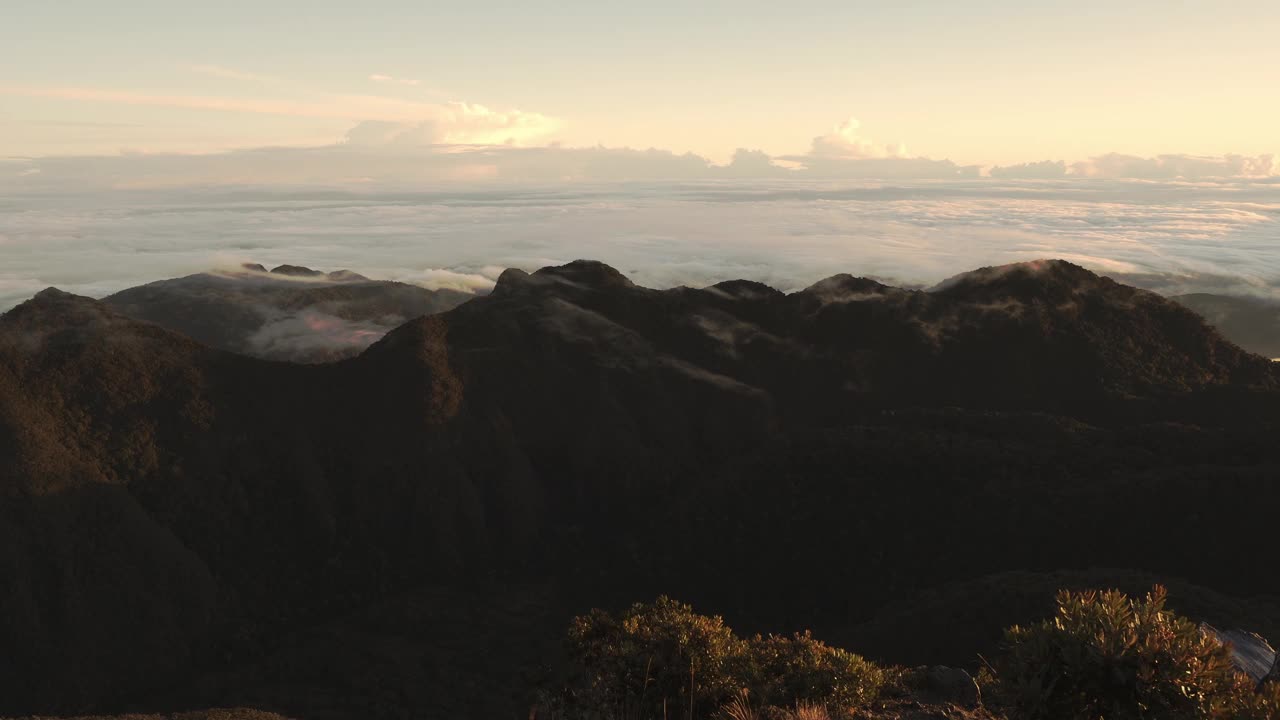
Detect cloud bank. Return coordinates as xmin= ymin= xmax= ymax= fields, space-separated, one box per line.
xmin=7 ymin=114 xmax=1271 ymax=188
xmin=990 ymin=154 xmax=1277 ymax=180
xmin=3 ymin=179 xmax=1278 ymax=313
xmin=4 ymin=108 xmax=1279 ymax=313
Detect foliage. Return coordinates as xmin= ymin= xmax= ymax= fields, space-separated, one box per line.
xmin=565 ymin=596 xmax=747 ymax=718
xmin=990 ymin=585 xmax=1248 ymax=720
xmin=560 ymin=597 xmax=887 ymax=719
xmin=1231 ymin=681 xmax=1280 ymax=720
xmin=745 ymin=631 xmax=886 ymax=709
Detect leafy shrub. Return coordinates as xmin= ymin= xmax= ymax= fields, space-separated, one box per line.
xmin=1226 ymin=681 xmax=1280 ymax=720
xmin=745 ymin=631 xmax=886 ymax=709
xmin=990 ymin=585 xmax=1247 ymax=720
xmin=558 ymin=597 xmax=887 ymax=719
xmin=565 ymin=596 xmax=747 ymax=718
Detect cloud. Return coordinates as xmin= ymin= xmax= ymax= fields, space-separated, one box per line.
xmin=246 ymin=309 xmax=393 ymax=362
xmin=807 ymin=117 xmax=908 ymax=161
xmin=369 ymin=74 xmax=420 ymax=87
xmin=719 ymin=148 xmax=789 ymax=177
xmin=781 ymin=153 xmax=981 ymax=179
xmin=377 ymin=267 xmax=498 ymax=294
xmin=775 ymin=117 xmax=980 ymax=179
xmin=991 ymin=154 xmax=1279 ymax=181
xmin=0 ymin=85 xmax=382 ymax=121
xmin=189 ymin=64 xmax=272 ymax=83
xmin=989 ymin=160 xmax=1068 ymax=179
xmin=1070 ymin=153 xmax=1277 ymax=180
xmin=343 ymin=102 xmax=559 ymax=146
xmin=4 ymin=179 xmax=1279 ymax=317
xmin=0 ymin=275 xmax=47 ymax=312
xmin=0 ymin=86 xmax=560 ymax=140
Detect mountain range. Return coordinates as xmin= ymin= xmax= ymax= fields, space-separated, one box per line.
xmin=3 ymin=259 xmax=1280 ymax=719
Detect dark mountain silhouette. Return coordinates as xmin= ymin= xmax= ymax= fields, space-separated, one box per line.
xmin=101 ymin=264 xmax=474 ymax=363
xmin=1174 ymin=292 xmax=1280 ymax=358
xmin=3 ymin=259 xmax=1280 ymax=719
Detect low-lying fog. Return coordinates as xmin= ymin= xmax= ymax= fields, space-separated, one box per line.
xmin=3 ymin=178 xmax=1279 ymax=310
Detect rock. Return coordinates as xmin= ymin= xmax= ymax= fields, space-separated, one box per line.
xmin=1201 ymin=623 xmax=1278 ymax=684
xmin=912 ymin=666 xmax=981 ymax=707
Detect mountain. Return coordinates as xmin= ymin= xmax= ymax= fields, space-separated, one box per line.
xmin=101 ymin=264 xmax=475 ymax=362
xmin=1174 ymin=292 xmax=1280 ymax=359
xmin=3 ymin=260 xmax=1280 ymax=719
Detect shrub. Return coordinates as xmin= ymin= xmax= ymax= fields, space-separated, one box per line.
xmin=745 ymin=631 xmax=886 ymax=710
xmin=991 ymin=585 xmax=1246 ymax=720
xmin=1226 ymin=681 xmax=1280 ymax=720
xmin=558 ymin=597 xmax=888 ymax=719
xmin=564 ymin=596 xmax=746 ymax=718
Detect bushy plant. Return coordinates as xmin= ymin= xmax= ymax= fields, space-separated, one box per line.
xmin=558 ymin=597 xmax=888 ymax=719
xmin=745 ymin=631 xmax=886 ymax=710
xmin=1227 ymin=681 xmax=1280 ymax=720
xmin=991 ymin=585 xmax=1246 ymax=720
xmin=565 ymin=596 xmax=747 ymax=718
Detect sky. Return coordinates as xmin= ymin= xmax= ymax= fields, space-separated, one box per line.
xmin=3 ymin=2 xmax=1280 ymax=314
xmin=3 ymin=0 xmax=1279 ymax=168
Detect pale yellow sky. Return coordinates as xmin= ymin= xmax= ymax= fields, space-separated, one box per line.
xmin=3 ymin=1 xmax=1278 ymax=168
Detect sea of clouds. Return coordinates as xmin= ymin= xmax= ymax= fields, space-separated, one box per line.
xmin=3 ymin=178 xmax=1279 ymax=311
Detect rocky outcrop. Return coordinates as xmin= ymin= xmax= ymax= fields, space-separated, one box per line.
xmin=1202 ymin=624 xmax=1279 ymax=684
xmin=910 ymin=667 xmax=981 ymax=707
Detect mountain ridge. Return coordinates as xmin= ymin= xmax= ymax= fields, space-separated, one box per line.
xmin=3 ymin=259 xmax=1280 ymax=718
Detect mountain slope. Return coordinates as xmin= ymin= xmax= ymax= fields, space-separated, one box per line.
xmin=2 ymin=259 xmax=1279 ymax=718
xmin=1174 ymin=292 xmax=1280 ymax=358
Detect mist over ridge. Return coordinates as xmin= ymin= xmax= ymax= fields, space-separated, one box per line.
xmin=3 ymin=177 xmax=1279 ymax=313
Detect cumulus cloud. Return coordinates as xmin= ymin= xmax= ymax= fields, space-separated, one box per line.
xmin=342 ymin=102 xmax=559 ymax=146
xmin=719 ymin=148 xmax=789 ymax=177
xmin=774 ymin=117 xmax=980 ymax=179
xmin=807 ymin=117 xmax=908 ymax=160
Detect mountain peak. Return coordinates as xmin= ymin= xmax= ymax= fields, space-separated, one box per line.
xmin=325 ymin=269 xmax=370 ymax=282
xmin=531 ymin=260 xmax=635 ymax=290
xmin=490 ymin=261 xmax=636 ymax=299
xmin=708 ymin=279 xmax=785 ymax=301
xmin=32 ymin=286 xmax=76 ymax=302
xmin=490 ymin=268 xmax=532 ymax=297
xmin=270 ymin=264 xmax=324 ymax=278
xmin=930 ymin=259 xmax=1107 ymax=301
xmin=802 ymin=274 xmax=894 ymax=299
xmin=2 ymin=287 xmax=141 ymax=345
xmin=20 ymin=287 xmax=103 ymax=315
